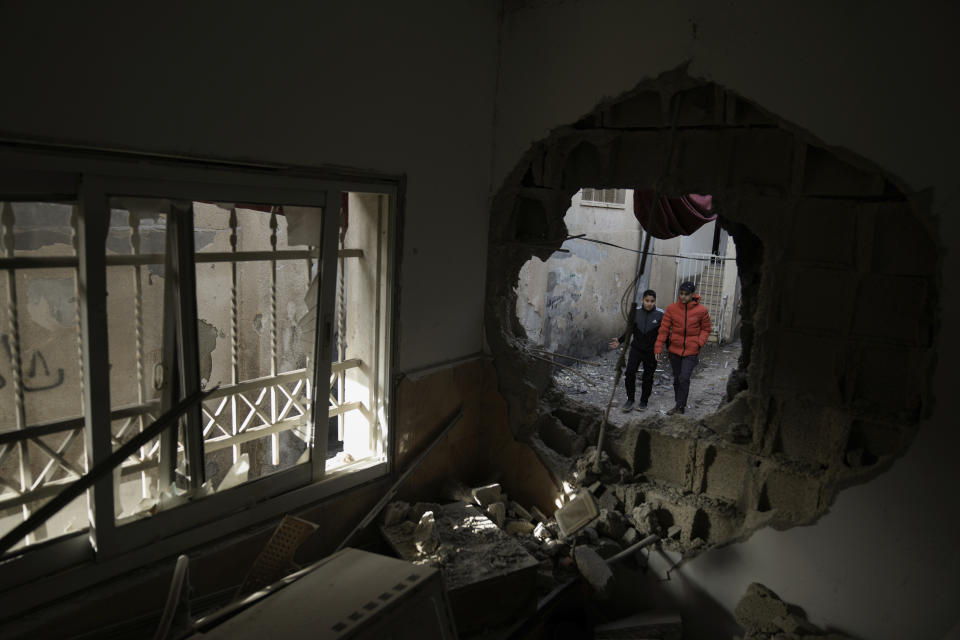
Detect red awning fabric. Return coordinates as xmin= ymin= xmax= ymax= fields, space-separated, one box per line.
xmin=633 ymin=190 xmax=716 ymax=239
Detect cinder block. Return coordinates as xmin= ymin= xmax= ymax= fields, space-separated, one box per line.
xmin=699 ymin=444 xmax=750 ymax=502
xmin=538 ymin=414 xmax=586 ymax=457
xmin=726 ymin=93 xmax=777 ymax=125
xmin=844 ymin=420 xmax=906 ymax=468
xmin=605 ymin=426 xmax=695 ymax=487
xmin=770 ymin=331 xmax=846 ymax=403
xmin=724 ymin=195 xmax=794 ymax=240
xmin=621 ymin=484 xmax=645 ymax=512
xmin=761 ymin=469 xmax=820 ymax=516
xmin=602 ymin=91 xmax=663 ymax=128
xmin=801 ymin=145 xmax=884 ymax=196
xmin=853 ymin=346 xmax=922 ymax=415
xmin=609 ymin=131 xmax=669 ymax=186
xmin=512 ymin=197 xmax=549 ymax=241
xmin=562 ymin=141 xmax=606 ymax=189
xmin=642 ymin=489 xmax=698 ymax=538
xmin=674 ymin=129 xmax=730 ymax=192
xmin=644 ymin=431 xmax=693 ymax=487
xmin=786 ymin=199 xmax=859 ymax=266
xmin=673 ymin=85 xmax=721 ymax=126
xmin=729 ymin=129 xmax=795 ymax=194
xmin=702 ymin=503 xmax=745 ymax=543
xmin=871 ymin=203 xmax=937 ymax=276
xmin=780 ymin=267 xmax=855 ymax=332
xmin=773 ymin=401 xmax=848 ymax=466
xmin=851 ymin=275 xmax=931 ymax=345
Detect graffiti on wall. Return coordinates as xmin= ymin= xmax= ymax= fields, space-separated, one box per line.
xmin=0 ymin=334 xmax=66 ymax=392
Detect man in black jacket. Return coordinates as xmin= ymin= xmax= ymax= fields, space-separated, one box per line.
xmin=609 ymin=289 xmax=664 ymax=412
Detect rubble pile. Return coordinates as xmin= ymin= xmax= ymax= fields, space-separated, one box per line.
xmin=734 ymin=583 xmax=854 ymax=640
xmin=381 ymin=454 xmax=704 ymax=601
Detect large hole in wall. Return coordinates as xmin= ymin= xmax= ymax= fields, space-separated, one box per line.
xmin=485 ymin=69 xmax=939 ymax=556
xmin=515 ymin=187 xmax=752 ymax=423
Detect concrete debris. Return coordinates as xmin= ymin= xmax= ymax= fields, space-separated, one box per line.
xmin=622 ymin=484 xmax=644 ymax=512
xmin=410 ymin=501 xmax=443 ymax=523
xmin=666 ymin=525 xmax=682 ymax=539
xmin=414 ymin=510 xmax=438 ymax=553
xmin=598 ymin=488 xmax=620 ymax=513
xmin=554 ymin=491 xmax=599 ymax=537
xmin=530 ymin=505 xmax=549 ymax=523
xmin=734 ymin=583 xmax=788 ymax=633
xmin=380 ymin=503 xmax=539 ymax=636
xmin=734 ymin=583 xmax=853 ymax=639
xmin=382 ymin=500 xmax=410 ymax=526
xmin=573 ymin=545 xmax=613 ymax=594
xmin=593 ymin=537 xmax=623 ymax=559
xmin=622 ymin=527 xmax=639 ymax=546
xmin=596 ymin=508 xmax=628 ymax=540
xmin=533 ymin=521 xmax=552 ymax=541
xmin=505 ymin=520 xmax=536 ymax=536
xmin=510 ymin=501 xmax=533 ymax=521
xmin=541 ymin=539 xmax=560 ymax=556
xmin=471 ymin=483 xmax=503 ymax=507
xmin=580 ymin=526 xmax=600 ymax=545
xmin=486 ymin=501 xmax=506 ymax=528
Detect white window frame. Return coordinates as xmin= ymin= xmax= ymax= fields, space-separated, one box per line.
xmin=0 ymin=145 xmax=398 ymax=614
xmin=580 ymin=187 xmax=627 ymax=208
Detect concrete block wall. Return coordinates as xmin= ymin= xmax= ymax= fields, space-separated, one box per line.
xmin=486 ymin=71 xmax=939 ymax=555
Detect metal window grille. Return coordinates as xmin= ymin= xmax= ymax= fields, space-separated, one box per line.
xmin=0 ymin=149 xmax=395 ymax=604
xmin=673 ymin=252 xmax=728 ymax=341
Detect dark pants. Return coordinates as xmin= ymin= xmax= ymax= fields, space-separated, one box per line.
xmin=668 ymin=353 xmax=699 ymax=409
xmin=625 ymin=348 xmax=656 ymax=403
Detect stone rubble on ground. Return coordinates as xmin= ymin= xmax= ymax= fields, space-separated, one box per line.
xmin=379 ymin=450 xmax=682 ymax=603
xmin=733 ymin=583 xmax=854 ymax=639
xmin=382 ymin=458 xmax=844 ymax=637
xmin=413 ymin=510 xmax=438 ymax=553
xmin=486 ymin=501 xmax=506 ymax=528
xmin=471 ymin=483 xmax=503 ymax=507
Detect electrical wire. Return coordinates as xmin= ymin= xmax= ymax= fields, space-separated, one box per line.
xmin=567 ymin=234 xmax=736 ymax=262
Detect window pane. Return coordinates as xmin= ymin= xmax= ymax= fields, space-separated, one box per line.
xmin=581 ymin=188 xmax=594 ymax=202
xmin=0 ymin=201 xmax=89 ymax=549
xmin=195 ymin=205 xmax=320 ymax=489
xmin=333 ymin=193 xmax=390 ymax=468
xmin=105 ymin=198 xmax=183 ymax=523
xmin=10 ymin=202 xmax=76 ymax=257
xmin=11 ymin=267 xmax=84 ymax=426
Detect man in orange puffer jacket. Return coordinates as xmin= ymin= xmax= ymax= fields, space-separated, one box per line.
xmin=654 ymin=281 xmax=712 ymax=415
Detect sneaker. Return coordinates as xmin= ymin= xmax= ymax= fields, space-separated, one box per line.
xmin=636 ymin=401 xmax=648 ymax=410
xmin=666 ymin=406 xmax=685 ymax=416
xmin=620 ymin=399 xmax=635 ymax=413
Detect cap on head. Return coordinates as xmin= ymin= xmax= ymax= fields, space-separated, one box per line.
xmin=679 ymin=281 xmax=696 ymax=294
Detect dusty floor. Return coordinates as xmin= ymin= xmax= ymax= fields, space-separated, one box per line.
xmin=552 ymin=339 xmax=742 ymax=425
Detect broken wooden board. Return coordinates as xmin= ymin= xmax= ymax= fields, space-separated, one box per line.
xmin=381 ymin=501 xmax=539 ymax=635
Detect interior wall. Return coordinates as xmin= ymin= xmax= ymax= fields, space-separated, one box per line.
xmin=494 ymin=2 xmax=960 ymax=638
xmin=0 ymin=0 xmax=499 ymax=372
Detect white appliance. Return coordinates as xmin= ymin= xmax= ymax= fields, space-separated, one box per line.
xmin=190 ymin=548 xmax=458 ymax=640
